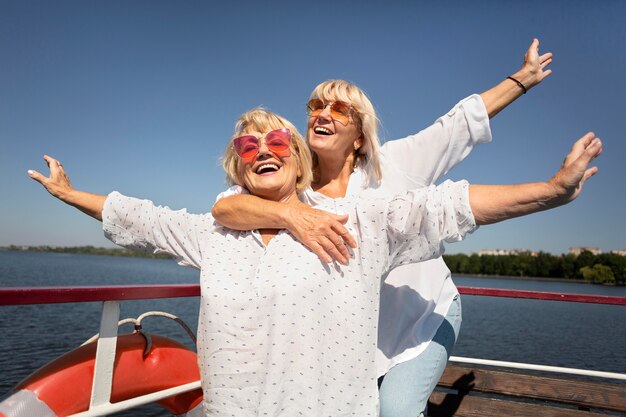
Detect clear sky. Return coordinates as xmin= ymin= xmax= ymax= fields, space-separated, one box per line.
xmin=1 ymin=0 xmax=624 ymax=255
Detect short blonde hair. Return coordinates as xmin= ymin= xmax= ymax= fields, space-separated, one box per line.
xmin=309 ymin=80 xmax=382 ymax=183
xmin=222 ymin=108 xmax=313 ymax=195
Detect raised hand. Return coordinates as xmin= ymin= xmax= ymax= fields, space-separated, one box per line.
xmin=28 ymin=155 xmax=74 ymax=200
xmin=549 ymin=132 xmax=602 ymax=203
xmin=520 ymin=38 xmax=553 ymax=89
xmin=480 ymin=38 xmax=554 ymax=118
xmin=28 ymin=155 xmax=106 ymax=220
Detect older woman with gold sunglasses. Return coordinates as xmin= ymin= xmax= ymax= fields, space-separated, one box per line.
xmin=212 ymin=39 xmax=555 ymax=417
xmin=27 ymin=104 xmax=600 ymax=416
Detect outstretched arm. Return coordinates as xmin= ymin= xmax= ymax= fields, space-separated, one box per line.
xmin=381 ymin=39 xmax=552 ymax=187
xmin=480 ymin=38 xmax=553 ymax=118
xmin=28 ymin=155 xmax=106 ymax=221
xmin=212 ymin=195 xmax=357 ymax=264
xmin=385 ymin=132 xmax=601 ymax=273
xmin=470 ymin=132 xmax=601 ymax=225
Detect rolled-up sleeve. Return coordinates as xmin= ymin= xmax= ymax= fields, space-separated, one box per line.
xmin=102 ymin=192 xmax=213 ymax=269
xmin=381 ymin=94 xmax=492 ymax=187
xmin=384 ymin=180 xmax=477 ymax=272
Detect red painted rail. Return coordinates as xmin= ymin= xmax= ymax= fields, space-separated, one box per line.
xmin=0 ymin=285 xmax=625 ymax=306
xmin=457 ymin=286 xmax=626 ymax=306
xmin=0 ymin=284 xmax=200 ymax=306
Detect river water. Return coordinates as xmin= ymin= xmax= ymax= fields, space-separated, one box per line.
xmin=1 ymin=251 xmax=624 ymax=416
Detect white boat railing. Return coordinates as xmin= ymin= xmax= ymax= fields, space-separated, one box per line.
xmin=1 ymin=284 xmax=625 ymax=416
xmin=449 ymin=356 xmax=626 ymax=381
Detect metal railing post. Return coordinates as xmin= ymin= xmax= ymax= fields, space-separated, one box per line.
xmin=89 ymin=300 xmax=121 ymax=413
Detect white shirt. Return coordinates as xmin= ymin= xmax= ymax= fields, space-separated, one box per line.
xmin=301 ymin=94 xmax=491 ymax=375
xmin=265 ymin=94 xmax=490 ymax=376
xmin=103 ymin=181 xmax=476 ymax=417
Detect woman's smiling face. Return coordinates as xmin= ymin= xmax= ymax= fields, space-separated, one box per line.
xmin=307 ymin=98 xmax=362 ymax=162
xmin=236 ymin=128 xmax=302 ymax=203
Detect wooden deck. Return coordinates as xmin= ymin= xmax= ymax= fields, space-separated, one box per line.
xmin=428 ymin=364 xmax=626 ymax=416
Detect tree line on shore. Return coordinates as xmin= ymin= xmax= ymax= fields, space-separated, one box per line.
xmin=2 ymin=245 xmax=172 ymax=259
xmin=443 ymin=251 xmax=625 ymax=285
xmin=4 ymin=246 xmax=624 ymax=285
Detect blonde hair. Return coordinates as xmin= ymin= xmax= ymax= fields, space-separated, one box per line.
xmin=222 ymin=108 xmax=313 ymax=195
xmin=309 ymin=80 xmax=382 ymax=183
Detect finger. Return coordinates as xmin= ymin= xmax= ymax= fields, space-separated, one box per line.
xmin=308 ymin=241 xmax=333 ymax=264
xmin=562 ymin=133 xmax=594 ymax=166
xmin=540 ymin=58 xmax=553 ymax=69
xmin=332 ymin=223 xmax=357 ymax=249
xmin=327 ymin=229 xmax=350 ymax=260
xmin=525 ymin=43 xmax=538 ymax=62
xmin=585 ymin=138 xmax=603 ymax=160
xmin=27 ymin=169 xmax=46 ymax=183
xmin=43 ymin=155 xmax=61 ymax=175
xmin=318 ymin=236 xmax=347 ymax=264
xmin=332 ymin=213 xmax=350 ymax=224
xmin=335 ymin=238 xmax=351 ymax=261
xmin=571 ymin=138 xmax=601 ymax=168
xmin=577 ymin=167 xmax=598 ymax=192
xmin=539 ymin=52 xmax=553 ymax=62
xmin=43 ymin=154 xmax=57 ymax=166
xmin=576 ymin=132 xmax=596 ymax=149
xmin=583 ymin=166 xmax=599 ymax=182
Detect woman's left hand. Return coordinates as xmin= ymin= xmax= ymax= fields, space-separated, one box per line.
xmin=549 ymin=132 xmax=602 ymax=203
xmin=519 ymin=38 xmax=553 ymax=90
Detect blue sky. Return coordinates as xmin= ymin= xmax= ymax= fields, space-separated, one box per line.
xmin=1 ymin=0 xmax=624 ymax=255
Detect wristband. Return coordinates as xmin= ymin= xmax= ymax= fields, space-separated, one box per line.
xmin=507 ymin=76 xmax=527 ymax=94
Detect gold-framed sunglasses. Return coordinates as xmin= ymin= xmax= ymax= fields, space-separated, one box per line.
xmin=306 ymin=99 xmax=352 ymax=126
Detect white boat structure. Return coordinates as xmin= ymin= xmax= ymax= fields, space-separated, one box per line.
xmin=0 ymin=284 xmax=624 ymax=417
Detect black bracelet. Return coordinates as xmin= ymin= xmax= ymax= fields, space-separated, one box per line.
xmin=507 ymin=76 xmax=527 ymax=94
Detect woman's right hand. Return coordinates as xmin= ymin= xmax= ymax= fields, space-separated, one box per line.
xmin=28 ymin=155 xmax=106 ymax=221
xmin=285 ymin=203 xmax=357 ymax=265
xmin=28 ymin=155 xmax=74 ymax=201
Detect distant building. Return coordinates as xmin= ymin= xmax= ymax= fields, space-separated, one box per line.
xmin=479 ymin=249 xmax=538 ymax=256
xmin=568 ymin=247 xmax=602 ymax=255
xmin=610 ymin=249 xmax=626 ymax=256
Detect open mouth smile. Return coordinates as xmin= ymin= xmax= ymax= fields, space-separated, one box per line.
xmin=255 ymin=163 xmax=281 ymax=175
xmin=313 ymin=126 xmax=333 ymax=136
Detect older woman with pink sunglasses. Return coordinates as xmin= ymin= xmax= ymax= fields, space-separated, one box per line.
xmin=212 ymin=39 xmax=554 ymax=417
xmin=28 ymin=103 xmax=600 ymax=416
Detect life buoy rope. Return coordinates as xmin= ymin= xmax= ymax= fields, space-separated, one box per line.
xmin=0 ymin=313 xmax=204 ymax=417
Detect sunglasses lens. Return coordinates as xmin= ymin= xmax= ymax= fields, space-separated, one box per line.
xmin=306 ymin=99 xmax=324 ymax=117
xmin=233 ymin=136 xmax=259 ymax=160
xmin=265 ymin=129 xmax=291 ymax=157
xmin=307 ymin=99 xmax=352 ymax=125
xmin=233 ymin=129 xmax=291 ymax=162
xmin=330 ymin=101 xmax=351 ymax=125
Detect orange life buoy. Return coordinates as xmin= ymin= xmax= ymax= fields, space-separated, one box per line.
xmin=0 ymin=333 xmax=203 ymax=417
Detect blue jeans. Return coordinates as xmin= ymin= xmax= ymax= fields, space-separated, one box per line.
xmin=378 ymin=295 xmax=462 ymax=417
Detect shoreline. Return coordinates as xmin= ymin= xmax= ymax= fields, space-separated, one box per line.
xmin=452 ymin=273 xmax=625 ymax=286
xmin=452 ymin=273 xmax=591 ymax=285
xmin=2 ymin=247 xmax=623 ymax=286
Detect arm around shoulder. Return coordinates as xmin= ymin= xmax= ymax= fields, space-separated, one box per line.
xmin=212 ymin=194 xmax=293 ymax=230
xmin=212 ymin=193 xmax=356 ymax=264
